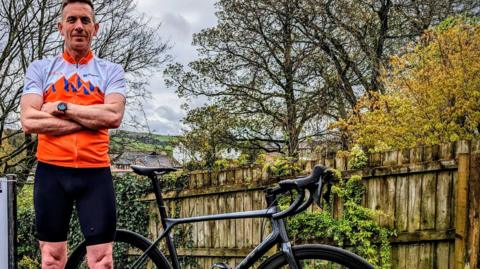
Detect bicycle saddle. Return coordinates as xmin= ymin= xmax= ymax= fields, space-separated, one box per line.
xmin=131 ymin=165 xmax=178 ymax=177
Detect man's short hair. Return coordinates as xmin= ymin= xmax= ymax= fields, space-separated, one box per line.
xmin=60 ymin=0 xmax=96 ymax=20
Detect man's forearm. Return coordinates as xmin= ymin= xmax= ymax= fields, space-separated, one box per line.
xmin=65 ymin=103 xmax=123 ymax=130
xmin=22 ymin=110 xmax=84 ymax=136
xmin=39 ymin=94 xmax=125 ymax=130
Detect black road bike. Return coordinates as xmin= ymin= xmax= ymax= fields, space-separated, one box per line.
xmin=65 ymin=165 xmax=374 ymax=269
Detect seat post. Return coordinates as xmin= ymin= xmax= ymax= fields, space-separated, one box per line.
xmin=149 ymin=174 xmax=169 ymax=228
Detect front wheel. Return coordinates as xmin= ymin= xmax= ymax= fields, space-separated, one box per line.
xmin=258 ymin=244 xmax=374 ymax=269
xmin=65 ymin=229 xmax=171 ymax=269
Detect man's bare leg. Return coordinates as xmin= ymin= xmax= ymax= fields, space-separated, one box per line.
xmin=39 ymin=241 xmax=68 ymax=269
xmin=86 ymin=242 xmax=114 ymax=269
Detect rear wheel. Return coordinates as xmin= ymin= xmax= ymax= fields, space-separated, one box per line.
xmin=65 ymin=229 xmax=171 ymax=269
xmin=258 ymin=244 xmax=374 ymax=269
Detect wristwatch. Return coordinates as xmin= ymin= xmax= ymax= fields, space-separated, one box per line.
xmin=57 ymin=102 xmax=68 ymax=113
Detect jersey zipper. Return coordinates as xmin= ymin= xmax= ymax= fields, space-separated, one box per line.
xmin=74 ymin=62 xmax=79 ymax=167
xmin=74 ymin=135 xmax=78 ymax=168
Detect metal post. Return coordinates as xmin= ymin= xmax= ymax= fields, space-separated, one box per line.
xmin=0 ymin=176 xmax=7 ymax=268
xmin=1 ymin=175 xmax=17 ymax=269
xmin=7 ymin=174 xmax=17 ymax=269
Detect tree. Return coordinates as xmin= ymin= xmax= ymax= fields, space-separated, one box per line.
xmin=341 ymin=17 xmax=480 ymax=151
xmin=176 ymin=105 xmax=238 ymax=169
xmin=165 ymin=0 xmax=478 ymax=157
xmin=165 ymin=0 xmax=336 ymax=158
xmin=296 ymin=0 xmax=479 ymax=117
xmin=0 ymin=0 xmax=170 ymax=178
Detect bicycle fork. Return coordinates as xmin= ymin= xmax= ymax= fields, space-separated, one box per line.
xmin=265 ymin=191 xmax=301 ymax=269
xmin=273 ymin=218 xmax=301 ymax=269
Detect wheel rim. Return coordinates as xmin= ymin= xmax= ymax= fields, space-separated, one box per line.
xmin=273 ymin=257 xmax=353 ymax=269
xmin=259 ymin=245 xmax=372 ymax=269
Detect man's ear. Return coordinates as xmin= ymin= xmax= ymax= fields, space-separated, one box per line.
xmin=93 ymin=22 xmax=99 ymax=37
xmin=58 ymin=22 xmax=64 ymax=36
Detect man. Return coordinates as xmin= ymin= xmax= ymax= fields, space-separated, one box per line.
xmin=20 ymin=0 xmax=125 ymax=268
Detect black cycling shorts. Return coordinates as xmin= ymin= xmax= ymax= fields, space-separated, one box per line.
xmin=34 ymin=162 xmax=117 ymax=246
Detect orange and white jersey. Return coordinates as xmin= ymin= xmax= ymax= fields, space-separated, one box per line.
xmin=23 ymin=51 xmax=126 ymax=168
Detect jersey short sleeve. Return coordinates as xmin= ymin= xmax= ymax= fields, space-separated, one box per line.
xmin=105 ymin=63 xmax=126 ymax=97
xmin=23 ymin=60 xmax=44 ymax=96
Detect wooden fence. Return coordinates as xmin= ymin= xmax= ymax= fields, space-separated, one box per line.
xmin=144 ymin=140 xmax=480 ymax=268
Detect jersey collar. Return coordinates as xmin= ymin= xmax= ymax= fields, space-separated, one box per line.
xmin=62 ymin=50 xmax=94 ymax=65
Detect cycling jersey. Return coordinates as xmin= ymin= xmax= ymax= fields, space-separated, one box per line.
xmin=23 ymin=51 xmax=126 ymax=168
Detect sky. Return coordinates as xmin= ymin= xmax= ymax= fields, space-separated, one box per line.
xmin=133 ymin=0 xmax=218 ymax=135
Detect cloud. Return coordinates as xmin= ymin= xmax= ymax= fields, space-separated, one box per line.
xmin=154 ymin=105 xmax=184 ymax=122
xmin=160 ymin=13 xmax=192 ymax=43
xmin=147 ymin=105 xmax=185 ymax=135
xmin=130 ymin=0 xmax=218 ymax=135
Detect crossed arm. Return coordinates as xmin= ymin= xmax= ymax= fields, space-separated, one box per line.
xmin=20 ymin=93 xmax=126 ymax=136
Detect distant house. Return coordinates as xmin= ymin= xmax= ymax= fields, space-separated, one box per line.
xmin=111 ymin=151 xmax=180 ymax=173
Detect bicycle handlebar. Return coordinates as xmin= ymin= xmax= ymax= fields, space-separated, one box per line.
xmin=272 ymin=188 xmax=306 ymax=218
xmin=267 ymin=165 xmax=334 ymax=219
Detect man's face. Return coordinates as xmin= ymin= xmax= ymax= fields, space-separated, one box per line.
xmin=58 ymin=2 xmax=99 ymax=53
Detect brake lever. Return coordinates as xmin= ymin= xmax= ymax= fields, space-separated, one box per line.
xmin=313 ymin=180 xmax=323 ymax=208
xmin=313 ymin=170 xmax=335 ymax=208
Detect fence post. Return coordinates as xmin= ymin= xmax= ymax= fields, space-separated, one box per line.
xmin=468 ymin=151 xmax=480 ymax=269
xmin=455 ymin=154 xmax=469 ymax=269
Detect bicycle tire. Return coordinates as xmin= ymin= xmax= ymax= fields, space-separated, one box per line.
xmin=65 ymin=229 xmax=171 ymax=269
xmin=258 ymin=244 xmax=374 ymax=269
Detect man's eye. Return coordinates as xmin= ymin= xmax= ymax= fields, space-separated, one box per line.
xmin=81 ymin=17 xmax=91 ymax=24
xmin=67 ymin=17 xmax=76 ymax=23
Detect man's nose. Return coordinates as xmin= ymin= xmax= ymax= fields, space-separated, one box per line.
xmin=73 ymin=20 xmax=84 ymax=32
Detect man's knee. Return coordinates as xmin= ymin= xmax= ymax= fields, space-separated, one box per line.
xmin=89 ymin=255 xmax=113 ymax=269
xmin=39 ymin=241 xmax=67 ymax=269
xmin=87 ymin=242 xmax=114 ymax=269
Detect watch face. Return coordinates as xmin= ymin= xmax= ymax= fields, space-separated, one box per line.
xmin=58 ymin=103 xmax=67 ymax=111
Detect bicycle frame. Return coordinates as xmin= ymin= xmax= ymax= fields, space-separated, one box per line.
xmin=130 ymin=174 xmax=302 ymax=269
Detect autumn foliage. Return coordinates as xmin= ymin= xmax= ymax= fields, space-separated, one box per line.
xmin=339 ymin=17 xmax=480 ymax=152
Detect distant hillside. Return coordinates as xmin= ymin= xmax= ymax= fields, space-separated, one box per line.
xmin=2 ymin=129 xmax=177 ymax=156
xmin=110 ymin=130 xmax=178 ymax=154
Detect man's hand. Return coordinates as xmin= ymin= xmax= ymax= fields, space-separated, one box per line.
xmin=41 ymin=101 xmax=66 ymax=116
xmin=35 ymin=94 xmax=125 ymax=131
xmin=63 ymin=93 xmax=126 ymax=130
xmin=20 ymin=94 xmax=84 ymax=136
